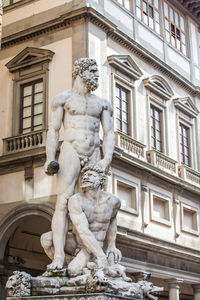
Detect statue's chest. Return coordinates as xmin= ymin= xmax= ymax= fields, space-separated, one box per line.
xmin=64 ymin=97 xmax=102 ymax=117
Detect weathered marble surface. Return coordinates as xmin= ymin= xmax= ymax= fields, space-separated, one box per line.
xmin=44 ymin=58 xmax=115 ymax=270
xmin=7 ymin=292 xmax=141 ymax=300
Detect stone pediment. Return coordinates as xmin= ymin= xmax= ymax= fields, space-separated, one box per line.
xmin=107 ymin=55 xmax=143 ymax=80
xmin=6 ymin=47 xmax=54 ymax=72
xmin=143 ymin=75 xmax=173 ymax=100
xmin=174 ymin=96 xmax=199 ymax=118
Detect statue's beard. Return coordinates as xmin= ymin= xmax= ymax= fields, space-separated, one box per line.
xmin=81 ymin=180 xmax=101 ymax=191
xmin=82 ymin=76 xmax=99 ymax=92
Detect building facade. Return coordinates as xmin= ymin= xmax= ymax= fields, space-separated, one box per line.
xmin=0 ymin=0 xmax=200 ymax=299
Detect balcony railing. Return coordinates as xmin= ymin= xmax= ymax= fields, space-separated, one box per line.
xmin=147 ymin=150 xmax=177 ymax=174
xmin=115 ymin=131 xmax=145 ymax=158
xmin=178 ymin=165 xmax=200 ymax=186
xmin=3 ymin=130 xmax=47 ymax=155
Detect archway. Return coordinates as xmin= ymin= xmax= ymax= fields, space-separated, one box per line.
xmin=0 ymin=204 xmax=52 ymax=299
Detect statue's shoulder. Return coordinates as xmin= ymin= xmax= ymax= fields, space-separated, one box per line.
xmin=98 ymin=97 xmax=113 ymax=115
xmin=102 ymin=191 xmax=120 ymax=205
xmin=52 ymin=89 xmax=72 ymax=110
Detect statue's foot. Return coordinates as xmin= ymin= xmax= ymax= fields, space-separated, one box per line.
xmin=47 ymin=257 xmax=64 ymax=270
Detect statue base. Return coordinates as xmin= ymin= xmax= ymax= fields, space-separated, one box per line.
xmin=7 ymin=292 xmax=141 ymax=300
xmin=6 ymin=270 xmax=163 ymax=300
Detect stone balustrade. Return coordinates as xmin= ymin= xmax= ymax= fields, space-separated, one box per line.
xmin=178 ymin=165 xmax=200 ymax=186
xmin=3 ymin=130 xmax=46 ymax=154
xmin=146 ymin=150 xmax=177 ymax=174
xmin=115 ymin=131 xmax=145 ymax=158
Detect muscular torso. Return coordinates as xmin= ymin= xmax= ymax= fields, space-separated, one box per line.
xmin=74 ymin=192 xmax=118 ymax=246
xmin=62 ymin=92 xmax=104 ymax=156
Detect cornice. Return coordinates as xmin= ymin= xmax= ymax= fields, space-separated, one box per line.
xmin=1 ymin=7 xmax=200 ymax=93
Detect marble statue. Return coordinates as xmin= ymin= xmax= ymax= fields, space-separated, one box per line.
xmin=41 ymin=166 xmax=129 ymax=280
xmin=44 ymin=58 xmax=115 ymax=270
xmin=6 ymin=58 xmax=164 ymax=300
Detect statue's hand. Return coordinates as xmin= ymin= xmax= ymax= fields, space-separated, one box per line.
xmin=106 ymin=247 xmax=122 ymax=265
xmin=44 ymin=160 xmax=59 ymax=176
xmin=96 ymin=255 xmax=108 ymax=269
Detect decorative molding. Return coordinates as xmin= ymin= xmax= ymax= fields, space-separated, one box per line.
xmin=143 ymin=75 xmax=174 ymax=100
xmin=174 ymin=96 xmax=199 ymax=119
xmin=5 ymin=47 xmax=54 ymax=72
xmin=108 ymin=55 xmax=143 ymax=80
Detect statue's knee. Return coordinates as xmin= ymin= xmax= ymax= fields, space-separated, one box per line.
xmin=40 ymin=232 xmax=52 ymax=249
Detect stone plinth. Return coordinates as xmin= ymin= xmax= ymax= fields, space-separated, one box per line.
xmin=7 ymin=293 xmax=140 ymax=300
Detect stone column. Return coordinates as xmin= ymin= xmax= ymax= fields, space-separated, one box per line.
xmin=192 ymin=284 xmax=200 ymax=300
xmin=166 ymin=278 xmax=183 ymax=300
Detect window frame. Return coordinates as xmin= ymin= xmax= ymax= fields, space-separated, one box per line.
xmin=180 ymin=202 xmax=199 ymax=236
xmin=116 ymin=0 xmax=132 ymax=11
xmin=150 ymin=104 xmax=163 ymax=152
xmin=115 ymin=84 xmax=131 ymax=136
xmin=135 ymin=0 xmax=161 ymax=35
xmin=6 ymin=47 xmax=54 ymax=137
xmin=147 ymin=95 xmax=168 ymax=155
xmin=179 ymin=122 xmax=191 ymax=167
xmin=19 ymin=79 xmax=44 ymax=134
xmin=163 ymin=1 xmax=187 ymax=56
xmin=150 ymin=189 xmax=171 ymax=227
xmin=113 ymin=173 xmax=140 ymax=216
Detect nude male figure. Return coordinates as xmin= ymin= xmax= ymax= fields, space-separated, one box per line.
xmin=41 ymin=166 xmax=122 ymax=277
xmin=44 ymin=58 xmax=115 ymax=270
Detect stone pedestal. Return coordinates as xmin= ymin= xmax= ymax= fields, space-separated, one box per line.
xmin=7 ymin=293 xmax=140 ymax=300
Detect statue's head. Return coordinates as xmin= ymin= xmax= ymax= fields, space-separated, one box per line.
xmin=72 ymin=58 xmax=99 ymax=92
xmin=81 ymin=165 xmax=106 ymax=190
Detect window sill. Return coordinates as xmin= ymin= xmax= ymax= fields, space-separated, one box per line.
xmin=166 ymin=42 xmax=190 ymax=62
xmin=120 ymin=206 xmax=139 ymax=216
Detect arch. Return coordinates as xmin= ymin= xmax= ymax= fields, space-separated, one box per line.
xmin=143 ymin=74 xmax=174 ymax=100
xmin=0 ymin=204 xmax=53 ymax=264
xmin=150 ymin=75 xmax=173 ymax=96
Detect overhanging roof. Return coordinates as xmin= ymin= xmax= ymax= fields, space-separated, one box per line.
xmin=180 ymin=0 xmax=200 ymax=21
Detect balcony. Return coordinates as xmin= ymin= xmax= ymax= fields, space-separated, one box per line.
xmin=147 ymin=150 xmax=178 ymax=175
xmin=178 ymin=165 xmax=200 ymax=187
xmin=115 ymin=131 xmax=145 ymax=158
xmin=3 ymin=130 xmax=46 ymax=155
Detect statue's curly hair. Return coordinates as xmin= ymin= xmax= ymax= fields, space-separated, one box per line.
xmin=72 ymin=58 xmax=97 ymax=78
xmin=81 ymin=165 xmax=106 ymax=189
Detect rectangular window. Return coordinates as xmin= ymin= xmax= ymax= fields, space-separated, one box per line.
xmin=135 ymin=0 xmax=161 ymax=34
xmin=116 ymin=0 xmax=131 ymax=11
xmin=164 ymin=1 xmax=187 ymax=55
xmin=150 ymin=105 xmax=163 ymax=152
xmin=3 ymin=0 xmax=22 ymax=7
xmin=115 ymin=85 xmax=130 ymax=135
xmin=179 ymin=123 xmax=191 ymax=167
xmin=20 ymin=79 xmax=43 ymax=134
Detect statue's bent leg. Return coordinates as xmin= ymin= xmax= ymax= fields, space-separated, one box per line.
xmin=68 ymin=248 xmax=90 ymax=277
xmin=48 ymin=142 xmax=81 ymax=270
xmin=41 ymin=231 xmax=54 ymax=261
